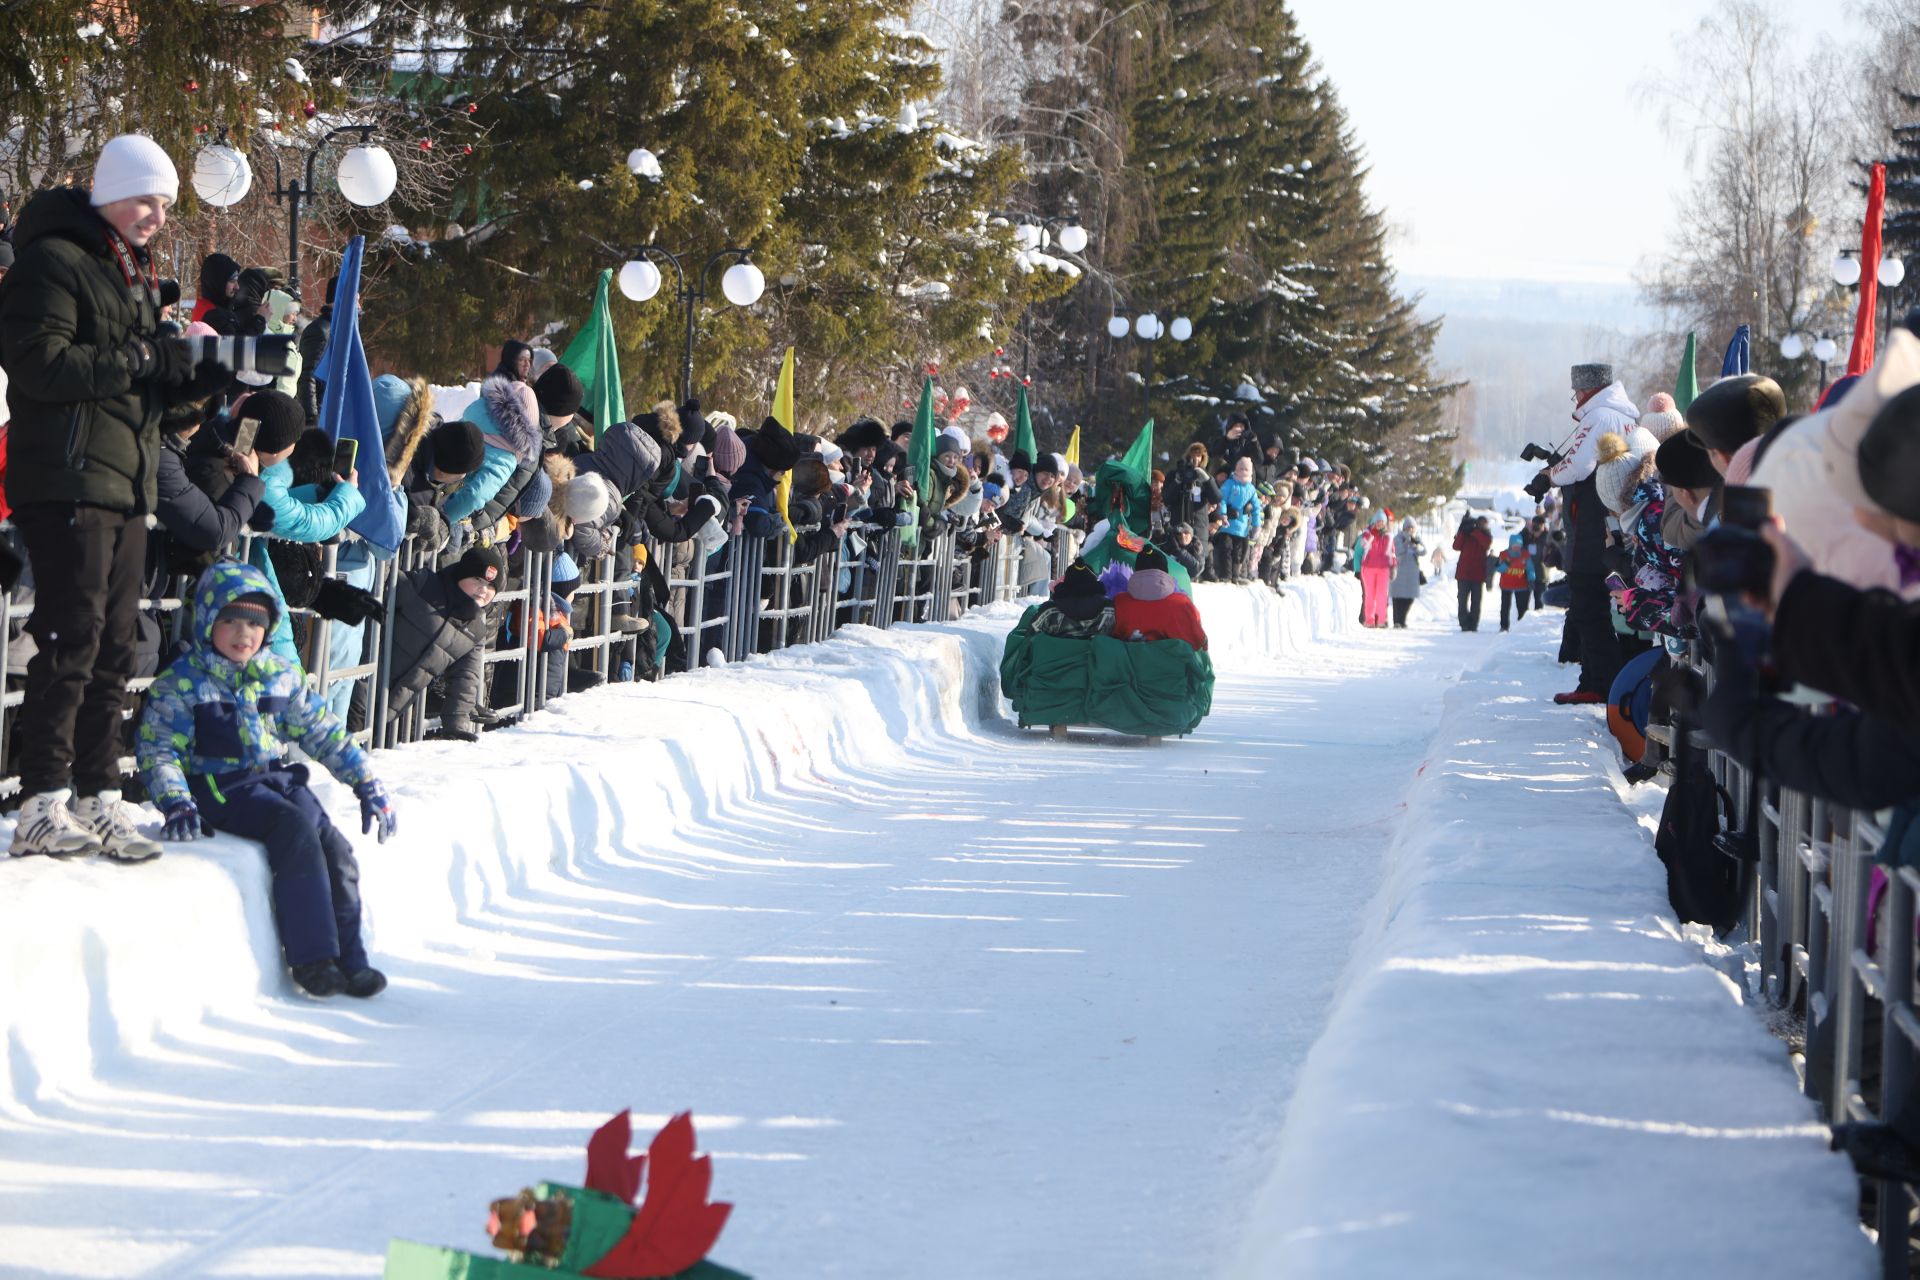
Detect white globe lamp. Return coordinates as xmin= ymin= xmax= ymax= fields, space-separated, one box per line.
xmin=618 ymin=259 xmax=662 ymax=303
xmin=1881 ymin=256 xmax=1907 ymax=289
xmin=1107 ymin=315 xmax=1130 ymax=339
xmin=336 ymin=145 xmax=398 ymax=207
xmin=1778 ymin=333 xmax=1805 ymax=361
xmin=1169 ymin=315 xmax=1193 ymax=342
xmin=1813 ymin=336 xmax=1839 ymax=363
xmin=1135 ymin=313 xmax=1157 ymax=339
xmin=1057 ymin=221 xmax=1089 ymax=255
xmin=1833 ymin=252 xmax=1862 ymax=288
xmin=721 ymin=261 xmax=766 ymax=307
xmin=190 ymin=143 xmax=252 ymax=208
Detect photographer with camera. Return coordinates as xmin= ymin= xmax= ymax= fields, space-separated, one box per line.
xmin=1524 ymin=362 xmax=1637 ymax=705
xmin=0 ymin=135 xmax=231 ymax=860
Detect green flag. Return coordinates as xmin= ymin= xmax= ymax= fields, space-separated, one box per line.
xmin=1674 ymin=331 xmax=1699 ymax=412
xmin=560 ymin=268 xmax=625 ymax=441
xmin=1014 ymin=384 xmax=1039 ymax=462
xmin=908 ymin=375 xmax=936 ymax=507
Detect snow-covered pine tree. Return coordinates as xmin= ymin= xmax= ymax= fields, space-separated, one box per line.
xmin=1881 ymin=91 xmax=1920 ymax=326
xmin=1004 ymin=0 xmax=1458 ymax=507
xmin=342 ymin=0 xmax=1049 ymax=425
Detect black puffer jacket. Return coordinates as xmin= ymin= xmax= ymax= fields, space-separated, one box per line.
xmin=155 ymin=432 xmax=263 ymax=561
xmin=0 ymin=188 xmax=185 ymax=512
xmin=385 ymin=566 xmax=489 ymax=736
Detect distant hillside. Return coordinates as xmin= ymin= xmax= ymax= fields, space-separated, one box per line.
xmin=1407 ymin=276 xmax=1663 ymax=463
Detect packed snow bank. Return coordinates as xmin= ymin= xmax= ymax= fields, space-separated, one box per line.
xmin=1228 ymin=625 xmax=1873 ymax=1279
xmin=0 ymin=573 xmax=1358 ymax=1113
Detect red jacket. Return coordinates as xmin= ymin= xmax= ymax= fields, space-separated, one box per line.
xmin=1452 ymin=527 xmax=1493 ymax=582
xmin=1113 ymin=587 xmax=1209 ymax=651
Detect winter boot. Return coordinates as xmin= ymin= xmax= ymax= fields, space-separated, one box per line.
xmin=291 ymin=961 xmax=347 ymax=999
xmin=70 ymin=791 xmax=163 ymax=863
xmin=9 ymin=789 xmax=102 ymax=859
xmin=342 ymin=967 xmax=388 ymax=999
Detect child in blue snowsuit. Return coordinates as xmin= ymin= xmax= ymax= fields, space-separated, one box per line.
xmin=136 ymin=562 xmax=399 ymax=999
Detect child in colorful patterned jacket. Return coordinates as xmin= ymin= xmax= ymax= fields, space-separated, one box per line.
xmin=136 ymin=561 xmax=398 ymax=999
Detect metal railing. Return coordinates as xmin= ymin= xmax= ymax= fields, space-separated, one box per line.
xmin=0 ymin=512 xmax=1075 ymax=800
xmin=1645 ymin=649 xmax=1915 ymax=1274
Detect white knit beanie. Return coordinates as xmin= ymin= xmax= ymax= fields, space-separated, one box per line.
xmin=561 ymin=472 xmax=613 ymax=523
xmin=91 ymin=135 xmax=179 ymax=207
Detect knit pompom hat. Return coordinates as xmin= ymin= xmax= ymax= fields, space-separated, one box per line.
xmin=1637 ymin=406 xmax=1685 ymax=443
xmin=712 ymin=424 xmax=747 ymax=475
xmin=1594 ymin=429 xmax=1659 ymax=514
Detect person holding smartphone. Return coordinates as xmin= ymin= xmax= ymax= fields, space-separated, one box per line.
xmin=154 ymin=403 xmax=267 ymax=576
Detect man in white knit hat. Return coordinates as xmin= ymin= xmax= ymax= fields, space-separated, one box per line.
xmin=0 ymin=134 xmax=224 ymax=860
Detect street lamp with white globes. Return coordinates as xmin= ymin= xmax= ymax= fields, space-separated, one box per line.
xmin=1108 ymin=310 xmax=1191 ymax=421
xmin=249 ymin=123 xmax=396 ymax=301
xmin=1779 ymin=330 xmax=1840 ymax=398
xmin=1833 ymin=250 xmax=1862 ymax=288
xmin=617 ymin=245 xmax=765 ymax=403
xmin=190 ymin=134 xmax=253 ymax=209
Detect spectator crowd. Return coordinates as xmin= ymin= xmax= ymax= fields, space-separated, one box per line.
xmin=0 ymin=133 xmax=1407 ymax=1001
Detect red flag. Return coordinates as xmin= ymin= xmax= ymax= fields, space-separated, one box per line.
xmin=1848 ymin=163 xmax=1887 ymax=376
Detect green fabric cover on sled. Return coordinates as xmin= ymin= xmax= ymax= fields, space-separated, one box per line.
xmin=383 ymin=1182 xmax=750 ymax=1280
xmin=999 ymin=604 xmax=1214 ymax=737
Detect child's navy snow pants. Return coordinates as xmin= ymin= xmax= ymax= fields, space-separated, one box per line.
xmin=189 ymin=763 xmax=366 ymax=973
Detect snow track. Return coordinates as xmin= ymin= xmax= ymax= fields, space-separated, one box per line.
xmin=0 ymin=577 xmax=1858 ymax=1278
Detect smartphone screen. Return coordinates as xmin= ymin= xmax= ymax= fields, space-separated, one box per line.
xmin=829 ymin=501 xmax=847 ymax=524
xmin=693 ymin=455 xmax=712 ymax=479
xmin=232 ymin=418 xmax=260 ymax=454
xmin=333 ymin=437 xmax=358 ymax=477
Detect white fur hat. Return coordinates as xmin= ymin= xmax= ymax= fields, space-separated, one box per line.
xmin=91 ymin=134 xmax=178 ymax=207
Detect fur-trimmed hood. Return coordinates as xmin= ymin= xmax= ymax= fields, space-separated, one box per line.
xmin=383 ymin=375 xmax=438 ymax=486
xmin=468 ymin=372 xmax=542 ymax=465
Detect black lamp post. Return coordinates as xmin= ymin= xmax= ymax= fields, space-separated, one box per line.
xmin=618 ymin=247 xmax=765 ymax=404
xmin=267 ymin=124 xmax=393 ymax=302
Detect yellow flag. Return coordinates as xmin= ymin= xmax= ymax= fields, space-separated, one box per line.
xmin=1064 ymin=425 xmax=1081 ymax=468
xmin=771 ymin=347 xmax=798 ymax=543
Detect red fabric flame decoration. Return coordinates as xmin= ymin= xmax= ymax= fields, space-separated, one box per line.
xmin=584 ymin=1113 xmax=733 ymax=1279
xmin=1849 ymin=163 xmax=1887 ymax=377
xmin=584 ymin=1111 xmax=647 ymax=1205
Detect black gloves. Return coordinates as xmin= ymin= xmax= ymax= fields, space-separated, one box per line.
xmin=247 ymin=500 xmax=277 ymax=533
xmin=125 ymin=335 xmax=196 ymax=385
xmin=310 ymin=579 xmax=384 ymax=626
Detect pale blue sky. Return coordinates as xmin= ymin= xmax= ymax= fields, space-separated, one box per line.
xmin=1289 ymin=0 xmax=1866 ymax=285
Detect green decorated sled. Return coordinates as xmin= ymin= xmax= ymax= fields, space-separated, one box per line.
xmin=384 ymin=1112 xmax=749 ymax=1280
xmin=999 ymin=603 xmax=1214 ymax=738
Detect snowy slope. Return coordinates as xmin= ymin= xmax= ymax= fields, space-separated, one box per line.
xmin=0 ymin=572 xmax=1446 ymax=1280
xmin=0 ymin=581 xmax=1865 ymax=1279
xmin=1227 ymin=623 xmax=1873 ymax=1279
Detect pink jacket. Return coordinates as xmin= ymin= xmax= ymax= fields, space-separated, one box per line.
xmin=1361 ymin=527 xmax=1397 ymax=570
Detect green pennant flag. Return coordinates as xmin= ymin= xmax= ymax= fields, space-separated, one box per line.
xmin=1674 ymin=331 xmax=1699 ymax=412
xmin=560 ymin=268 xmax=626 ymax=441
xmin=908 ymin=376 xmax=936 ymax=503
xmin=1014 ymin=384 xmax=1039 ymax=462
xmin=1079 ymin=418 xmax=1190 ymax=590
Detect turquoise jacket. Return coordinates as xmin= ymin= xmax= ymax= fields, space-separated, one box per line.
xmin=246 ymin=459 xmax=366 ymax=667
xmin=136 ymin=561 xmax=375 ymax=811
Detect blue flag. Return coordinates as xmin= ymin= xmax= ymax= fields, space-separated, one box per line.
xmin=1720 ymin=324 xmax=1751 ymax=377
xmin=317 ymin=236 xmax=403 ymax=553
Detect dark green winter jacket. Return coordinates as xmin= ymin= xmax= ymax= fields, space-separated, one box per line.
xmin=999 ymin=602 xmax=1214 ymax=737
xmin=0 ymin=188 xmax=170 ymax=512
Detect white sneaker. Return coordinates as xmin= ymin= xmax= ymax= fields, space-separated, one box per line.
xmin=70 ymin=791 xmax=163 ymax=864
xmin=10 ymin=789 xmax=103 ymax=859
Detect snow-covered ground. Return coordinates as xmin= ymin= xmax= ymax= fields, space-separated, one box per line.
xmin=0 ymin=574 xmax=1867 ymax=1277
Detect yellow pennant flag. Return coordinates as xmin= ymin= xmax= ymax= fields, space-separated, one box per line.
xmin=771 ymin=346 xmax=798 ymax=544
xmin=1064 ymin=425 xmax=1081 ymax=468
